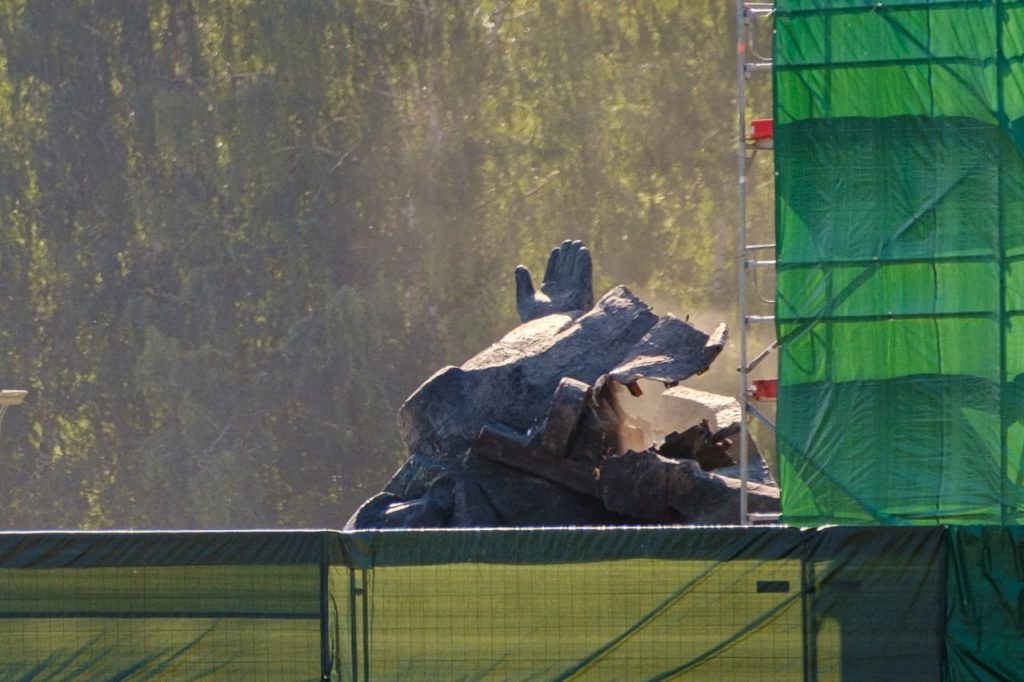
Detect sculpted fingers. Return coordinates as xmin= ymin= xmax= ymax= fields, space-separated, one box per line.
xmin=571 ymin=246 xmax=593 ymax=310
xmin=567 ymin=242 xmax=588 ymax=279
xmin=517 ymin=241 xmax=595 ymax=320
xmin=542 ymin=245 xmax=561 ymax=285
xmin=515 ymin=265 xmax=538 ymax=322
xmin=515 ymin=265 xmax=535 ymax=299
xmin=555 ymin=240 xmax=575 ymax=279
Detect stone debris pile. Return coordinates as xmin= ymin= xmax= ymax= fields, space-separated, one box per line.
xmin=347 ymin=241 xmax=779 ymax=529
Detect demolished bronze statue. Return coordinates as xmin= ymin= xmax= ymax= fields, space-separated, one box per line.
xmin=346 ymin=240 xmax=779 ymax=528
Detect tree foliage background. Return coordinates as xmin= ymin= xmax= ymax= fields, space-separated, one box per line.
xmin=0 ymin=0 xmax=771 ymax=528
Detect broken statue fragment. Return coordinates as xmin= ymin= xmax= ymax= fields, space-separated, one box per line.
xmin=346 ymin=240 xmax=779 ymax=529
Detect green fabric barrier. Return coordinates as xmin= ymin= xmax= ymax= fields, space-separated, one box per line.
xmin=774 ymin=0 xmax=1024 ymax=524
xmin=946 ymin=526 xmax=1024 ymax=681
xmin=342 ymin=526 xmax=944 ymax=680
xmin=0 ymin=527 xmax=951 ymax=680
xmin=1 ymin=527 xmax=1023 ymax=680
xmin=0 ymin=531 xmax=335 ymax=680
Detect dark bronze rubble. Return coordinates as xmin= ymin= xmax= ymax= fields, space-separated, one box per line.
xmin=346 ymin=241 xmax=778 ymax=528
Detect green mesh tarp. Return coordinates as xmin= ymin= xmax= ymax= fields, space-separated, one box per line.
xmin=946 ymin=525 xmax=1024 ymax=679
xmin=0 ymin=531 xmax=340 ymax=679
xmin=342 ymin=526 xmax=945 ymax=680
xmin=0 ymin=527 xmax=953 ymax=680
xmin=774 ymin=0 xmax=1024 ymax=524
xmin=0 ymin=527 xmax=1021 ymax=679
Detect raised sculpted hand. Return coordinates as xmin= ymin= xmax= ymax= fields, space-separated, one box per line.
xmin=515 ymin=240 xmax=594 ymax=322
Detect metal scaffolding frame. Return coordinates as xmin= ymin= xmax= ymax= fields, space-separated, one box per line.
xmin=736 ymin=1 xmax=778 ymax=525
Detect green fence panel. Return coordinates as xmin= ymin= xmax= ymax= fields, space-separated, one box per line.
xmin=0 ymin=527 xmax=956 ymax=679
xmin=343 ymin=526 xmax=945 ymax=680
xmin=946 ymin=526 xmax=1024 ymax=682
xmin=775 ymin=0 xmax=1024 ymax=525
xmin=0 ymin=532 xmax=336 ymax=680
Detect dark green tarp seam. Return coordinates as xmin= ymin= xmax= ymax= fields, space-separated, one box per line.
xmin=0 ymin=610 xmax=318 ymax=620
xmin=775 ymin=0 xmax=1021 ymax=19
xmin=0 ymin=531 xmax=328 ymax=568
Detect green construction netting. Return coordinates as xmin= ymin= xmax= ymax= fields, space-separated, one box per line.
xmin=774 ymin=0 xmax=1024 ymax=524
xmin=0 ymin=527 xmax=976 ymax=680
xmin=946 ymin=525 xmax=1024 ymax=679
xmin=341 ymin=526 xmax=945 ymax=680
xmin=0 ymin=532 xmax=338 ymax=679
xmin=0 ymin=527 xmax=1020 ymax=679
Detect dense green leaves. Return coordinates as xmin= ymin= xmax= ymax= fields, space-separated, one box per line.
xmin=0 ymin=1 xmax=767 ymax=528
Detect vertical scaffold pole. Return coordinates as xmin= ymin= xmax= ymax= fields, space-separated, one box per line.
xmin=736 ymin=0 xmax=751 ymax=526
